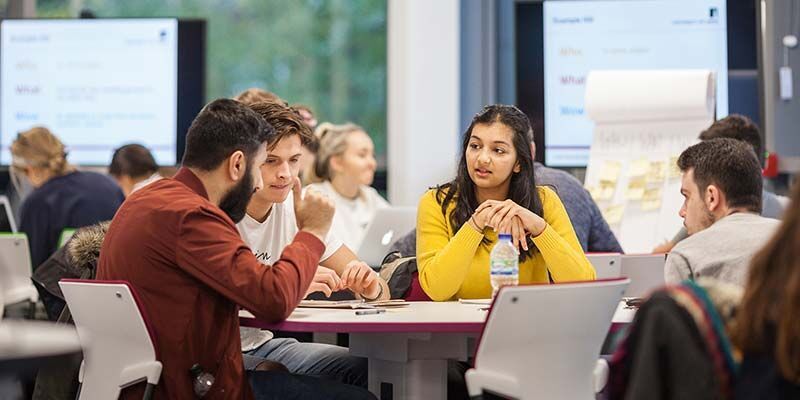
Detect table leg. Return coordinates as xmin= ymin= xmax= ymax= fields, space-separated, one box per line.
xmin=369 ymin=358 xmax=448 ymax=400
xmin=349 ymin=332 xmax=473 ymax=400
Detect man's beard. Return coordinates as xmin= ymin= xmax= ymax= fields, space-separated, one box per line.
xmin=219 ymin=164 xmax=256 ymax=223
xmin=701 ymin=208 xmax=717 ymax=230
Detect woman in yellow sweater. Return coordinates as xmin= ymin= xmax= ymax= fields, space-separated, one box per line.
xmin=416 ymin=104 xmax=596 ymax=301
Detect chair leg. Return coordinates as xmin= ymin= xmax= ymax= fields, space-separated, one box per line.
xmin=143 ymin=383 xmax=156 ymax=400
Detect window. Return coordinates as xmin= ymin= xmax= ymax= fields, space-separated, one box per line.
xmin=37 ymin=0 xmax=388 ymax=165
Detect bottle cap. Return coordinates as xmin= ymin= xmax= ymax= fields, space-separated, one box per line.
xmin=498 ymin=233 xmax=512 ymax=241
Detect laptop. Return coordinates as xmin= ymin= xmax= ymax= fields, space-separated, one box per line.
xmin=620 ymin=254 xmax=667 ymax=298
xmin=586 ymin=253 xmax=622 ymax=280
xmin=0 ymin=195 xmax=17 ymax=233
xmin=357 ymin=207 xmax=416 ymax=267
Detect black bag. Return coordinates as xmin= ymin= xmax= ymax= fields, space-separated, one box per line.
xmin=378 ymin=251 xmax=418 ymax=299
xmin=31 ymin=222 xmax=108 ymax=400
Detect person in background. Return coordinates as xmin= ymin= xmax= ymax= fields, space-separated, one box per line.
xmin=733 ymin=181 xmax=800 ymax=399
xmin=292 ymin=104 xmax=318 ymax=130
xmin=305 ymin=123 xmax=389 ymax=251
xmin=234 ymin=87 xmax=283 ymax=105
xmin=664 ymin=138 xmax=780 ymax=286
xmin=416 ymin=104 xmax=595 ymax=302
xmin=96 ymin=99 xmax=374 ymax=399
xmin=532 ymin=140 xmax=622 ymax=253
xmin=290 ymin=103 xmax=320 ymax=185
xmin=108 ymin=144 xmax=162 ymax=197
xmin=10 ymin=127 xmax=124 ymax=269
xmin=237 ymin=100 xmax=389 ymax=387
xmin=653 ymin=114 xmax=787 ymax=253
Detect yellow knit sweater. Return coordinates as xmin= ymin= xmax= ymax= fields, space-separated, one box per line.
xmin=416 ymin=186 xmax=596 ymax=301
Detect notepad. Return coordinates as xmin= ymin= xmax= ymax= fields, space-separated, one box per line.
xmin=298 ymin=299 xmax=410 ymax=309
xmin=458 ymin=298 xmax=492 ymax=305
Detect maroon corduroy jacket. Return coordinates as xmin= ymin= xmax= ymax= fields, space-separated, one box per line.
xmin=97 ymin=168 xmax=322 ymax=399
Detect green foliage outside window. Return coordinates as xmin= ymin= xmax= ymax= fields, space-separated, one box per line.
xmin=37 ymin=0 xmax=388 ymax=163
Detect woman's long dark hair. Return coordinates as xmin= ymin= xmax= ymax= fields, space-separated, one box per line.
xmin=733 ymin=181 xmax=800 ymax=384
xmin=435 ymin=104 xmax=543 ymax=261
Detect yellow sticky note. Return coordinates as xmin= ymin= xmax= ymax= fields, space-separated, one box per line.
xmin=602 ymin=204 xmax=625 ymax=225
xmin=629 ymin=159 xmax=649 ymax=177
xmin=626 ymin=178 xmax=646 ymax=200
xmin=641 ymin=188 xmax=662 ymax=211
xmin=588 ymin=183 xmax=616 ymax=201
xmin=600 ymin=161 xmax=622 ymax=183
xmin=668 ymin=156 xmax=681 ymax=179
xmin=646 ymin=161 xmax=666 ymax=183
xmin=599 ymin=183 xmax=616 ymax=200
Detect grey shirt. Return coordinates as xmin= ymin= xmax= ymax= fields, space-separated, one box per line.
xmin=665 ymin=213 xmax=781 ymax=286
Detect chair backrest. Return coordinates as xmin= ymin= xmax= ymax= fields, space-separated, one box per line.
xmin=587 ymin=253 xmax=622 ymax=279
xmin=0 ymin=195 xmax=17 ymax=233
xmin=0 ymin=233 xmax=38 ymax=306
xmin=403 ymin=271 xmax=432 ymax=301
xmin=59 ymin=279 xmax=161 ymax=399
xmin=471 ymin=278 xmax=628 ymax=399
xmin=620 ymin=254 xmax=667 ymax=297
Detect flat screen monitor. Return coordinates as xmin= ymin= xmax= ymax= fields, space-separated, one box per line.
xmin=518 ymin=0 xmax=731 ymax=167
xmin=0 ymin=18 xmax=205 ymax=166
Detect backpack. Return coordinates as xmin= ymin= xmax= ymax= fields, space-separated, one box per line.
xmin=378 ymin=251 xmax=430 ymax=301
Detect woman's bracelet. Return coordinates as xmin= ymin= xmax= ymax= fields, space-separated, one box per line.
xmin=469 ymin=215 xmax=483 ymax=231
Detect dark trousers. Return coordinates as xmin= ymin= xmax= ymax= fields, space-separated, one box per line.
xmin=247 ymin=370 xmax=376 ymax=400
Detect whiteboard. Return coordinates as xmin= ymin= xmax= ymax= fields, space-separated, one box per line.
xmin=583 ymin=70 xmax=716 ymax=253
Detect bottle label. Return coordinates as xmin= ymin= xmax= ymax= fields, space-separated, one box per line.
xmin=491 ymin=259 xmax=517 ymax=275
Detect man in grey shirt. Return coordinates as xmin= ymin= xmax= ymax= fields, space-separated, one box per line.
xmin=665 ymin=138 xmax=781 ymax=286
xmin=656 ymin=114 xmax=788 ymax=251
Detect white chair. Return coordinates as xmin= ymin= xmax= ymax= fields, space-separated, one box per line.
xmin=465 ymin=278 xmax=629 ymax=399
xmin=59 ymin=279 xmax=162 ymax=400
xmin=620 ymin=254 xmax=667 ymax=298
xmin=586 ymin=253 xmax=622 ymax=279
xmin=0 ymin=234 xmax=39 ymax=313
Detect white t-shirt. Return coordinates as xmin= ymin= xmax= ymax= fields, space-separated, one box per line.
xmin=236 ymin=193 xmax=343 ymax=351
xmin=305 ymin=181 xmax=389 ymax=251
xmin=236 ymin=193 xmax=343 ymax=265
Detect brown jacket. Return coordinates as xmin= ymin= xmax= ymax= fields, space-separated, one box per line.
xmin=97 ymin=168 xmax=321 ymax=399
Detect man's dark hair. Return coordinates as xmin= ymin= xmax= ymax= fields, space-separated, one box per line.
xmin=699 ymin=114 xmax=764 ymax=165
xmin=678 ymin=138 xmax=763 ymax=213
xmin=181 ymin=99 xmax=274 ymax=171
xmin=109 ymin=144 xmax=158 ymax=178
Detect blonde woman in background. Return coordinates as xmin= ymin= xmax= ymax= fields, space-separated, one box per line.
xmin=10 ymin=127 xmax=124 ymax=268
xmin=305 ymin=123 xmax=388 ymax=251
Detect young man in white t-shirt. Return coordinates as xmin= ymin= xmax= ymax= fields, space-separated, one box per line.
xmin=236 ymin=98 xmax=390 ymax=388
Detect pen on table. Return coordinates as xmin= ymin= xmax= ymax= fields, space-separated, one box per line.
xmin=355 ymin=309 xmax=386 ymax=316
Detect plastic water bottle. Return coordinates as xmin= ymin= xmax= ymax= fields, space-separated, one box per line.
xmin=490 ymin=233 xmax=519 ymax=297
xmin=190 ymin=364 xmax=215 ymax=398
